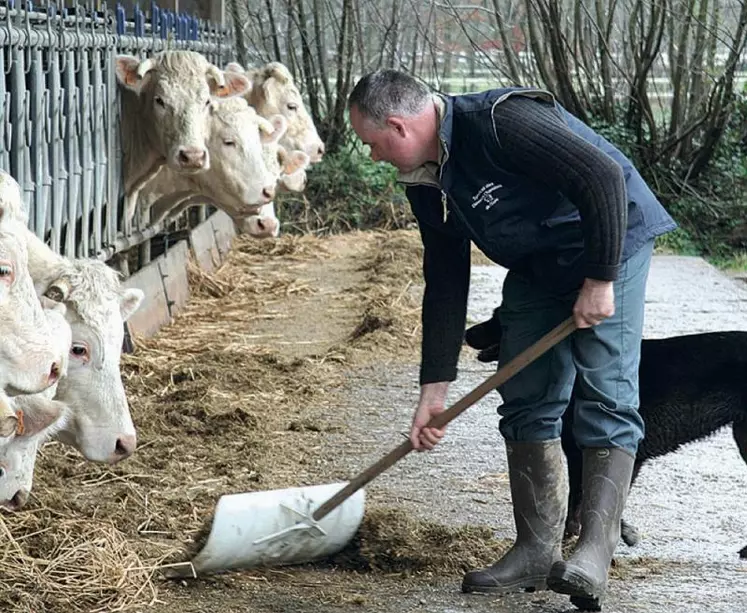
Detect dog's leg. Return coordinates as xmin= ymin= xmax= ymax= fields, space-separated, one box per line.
xmin=732 ymin=419 xmax=747 ymax=559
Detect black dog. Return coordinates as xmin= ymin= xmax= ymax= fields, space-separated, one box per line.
xmin=465 ymin=308 xmax=747 ymax=559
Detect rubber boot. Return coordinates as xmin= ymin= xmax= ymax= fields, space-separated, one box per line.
xmin=461 ymin=439 xmax=567 ymax=594
xmin=547 ymin=447 xmax=635 ymax=611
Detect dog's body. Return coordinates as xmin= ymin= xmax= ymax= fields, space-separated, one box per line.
xmin=465 ymin=309 xmax=747 ymax=558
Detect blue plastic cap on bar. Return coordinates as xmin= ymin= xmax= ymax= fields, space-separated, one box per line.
xmin=160 ymin=10 xmax=168 ymax=39
xmin=135 ymin=6 xmax=145 ymax=37
xmin=116 ymin=3 xmax=126 ymax=35
xmin=151 ymin=2 xmax=160 ymax=35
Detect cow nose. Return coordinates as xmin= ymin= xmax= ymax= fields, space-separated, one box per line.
xmin=261 ymin=186 xmax=275 ymax=202
xmin=110 ymin=434 xmax=137 ymax=463
xmin=4 ymin=489 xmax=29 ymax=511
xmin=177 ymin=147 xmax=207 ymax=168
xmin=48 ymin=361 xmax=61 ymax=385
xmin=317 ymin=143 xmax=325 ymax=157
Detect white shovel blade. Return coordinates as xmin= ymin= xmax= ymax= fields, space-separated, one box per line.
xmin=168 ymin=482 xmax=365 ymax=577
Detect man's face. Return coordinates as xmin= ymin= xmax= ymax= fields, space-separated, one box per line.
xmin=349 ymin=105 xmax=422 ymax=173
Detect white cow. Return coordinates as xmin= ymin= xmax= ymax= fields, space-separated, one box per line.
xmin=0 ymin=200 xmax=69 ymax=397
xmin=143 ymin=99 xmax=292 ymax=230
xmin=116 ymin=50 xmax=251 ymax=224
xmin=0 ymin=395 xmax=68 ymax=509
xmin=26 ymin=232 xmax=143 ymax=464
xmin=231 ymin=135 xmax=312 ymax=239
xmin=225 ymin=61 xmax=325 ymax=163
xmin=0 ymin=309 xmax=72 ymax=510
xmin=0 ymin=171 xmax=144 ymax=467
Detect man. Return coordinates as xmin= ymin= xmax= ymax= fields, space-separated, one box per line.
xmin=348 ymin=70 xmax=676 ymax=609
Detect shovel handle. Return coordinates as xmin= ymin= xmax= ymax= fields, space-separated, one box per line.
xmin=312 ymin=315 xmax=577 ymax=521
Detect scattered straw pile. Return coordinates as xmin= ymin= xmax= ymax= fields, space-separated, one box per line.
xmin=0 ymin=514 xmax=165 ymax=613
xmin=332 ymin=507 xmax=511 ymax=575
xmin=0 ymin=229 xmax=451 ymax=612
xmin=345 ymin=230 xmax=424 ymax=357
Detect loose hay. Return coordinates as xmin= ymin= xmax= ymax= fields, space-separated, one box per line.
xmin=0 ymin=230 xmax=486 ymax=612
xmin=331 ymin=507 xmax=511 ymax=575
xmin=0 ymin=513 xmax=168 ymax=613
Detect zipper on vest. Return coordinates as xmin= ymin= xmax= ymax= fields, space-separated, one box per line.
xmin=439 ymin=137 xmax=450 ymax=223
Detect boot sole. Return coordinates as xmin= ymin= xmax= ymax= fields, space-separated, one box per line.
xmin=547 ymin=568 xmax=603 ymax=611
xmin=462 ymin=576 xmax=547 ymax=595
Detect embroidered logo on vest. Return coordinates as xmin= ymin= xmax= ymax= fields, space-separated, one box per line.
xmin=472 ymin=182 xmax=503 ymax=210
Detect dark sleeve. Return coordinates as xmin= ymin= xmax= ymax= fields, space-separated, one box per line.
xmin=492 ymin=96 xmax=627 ymax=281
xmin=406 ymin=186 xmax=471 ymax=385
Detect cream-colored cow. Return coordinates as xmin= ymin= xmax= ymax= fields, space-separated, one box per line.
xmin=226 ymin=61 xmax=325 ymax=163
xmin=115 ymin=50 xmax=251 ymax=224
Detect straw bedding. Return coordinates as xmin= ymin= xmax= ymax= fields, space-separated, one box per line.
xmin=0 ymin=230 xmax=510 ymax=612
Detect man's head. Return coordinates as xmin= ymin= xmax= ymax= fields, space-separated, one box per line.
xmin=348 ymin=70 xmax=437 ymax=173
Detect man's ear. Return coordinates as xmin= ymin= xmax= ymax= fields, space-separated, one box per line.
xmin=386 ymin=116 xmax=407 ymax=137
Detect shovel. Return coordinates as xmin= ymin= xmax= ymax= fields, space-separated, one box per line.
xmin=168 ymin=316 xmax=576 ymax=577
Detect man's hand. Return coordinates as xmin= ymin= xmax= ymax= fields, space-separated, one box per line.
xmin=410 ymin=381 xmax=449 ymax=451
xmin=573 ymin=278 xmax=615 ymax=328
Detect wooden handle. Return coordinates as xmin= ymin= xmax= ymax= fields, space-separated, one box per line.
xmin=312 ymin=315 xmax=577 ymax=521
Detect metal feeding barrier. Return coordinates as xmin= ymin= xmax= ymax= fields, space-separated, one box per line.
xmin=0 ymin=1 xmax=234 ymax=265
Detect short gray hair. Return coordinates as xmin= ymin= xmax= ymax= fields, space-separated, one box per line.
xmin=348 ymin=70 xmax=431 ymax=126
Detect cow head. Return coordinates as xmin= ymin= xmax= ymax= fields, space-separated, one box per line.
xmin=0 ymin=395 xmax=67 ymax=510
xmin=116 ymin=50 xmax=251 ymax=174
xmin=228 ymin=61 xmax=325 ymax=163
xmin=0 ymin=185 xmax=69 ymax=397
xmin=193 ymin=97 xmax=282 ymax=216
xmin=40 ymin=260 xmax=144 ymax=464
xmin=234 ymin=203 xmax=281 ymax=240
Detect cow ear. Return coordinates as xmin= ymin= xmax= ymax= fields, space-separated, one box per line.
xmin=280 ymin=169 xmax=307 ymax=193
xmin=120 ymin=288 xmax=144 ymax=321
xmin=259 ymin=114 xmax=285 ymax=146
xmin=115 ymin=55 xmax=151 ymax=92
xmin=0 ymin=392 xmax=17 ymax=437
xmin=283 ymin=150 xmax=311 ymax=175
xmin=270 ymin=114 xmax=287 ymax=137
xmin=213 ymin=71 xmax=252 ymax=98
xmin=14 ymin=397 xmax=66 ymax=439
xmin=224 ymin=62 xmax=246 ymax=74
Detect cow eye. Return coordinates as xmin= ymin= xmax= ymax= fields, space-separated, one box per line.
xmin=223 ymin=140 xmax=236 ymax=147
xmin=71 ymin=342 xmax=90 ymax=362
xmin=287 ymin=102 xmax=298 ymax=112
xmin=154 ymin=96 xmax=165 ymax=107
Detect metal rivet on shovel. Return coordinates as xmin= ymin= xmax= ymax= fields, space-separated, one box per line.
xmin=165 ymin=316 xmax=577 ymax=578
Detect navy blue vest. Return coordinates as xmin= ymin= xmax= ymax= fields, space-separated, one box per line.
xmin=405 ymin=88 xmax=676 ymax=292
